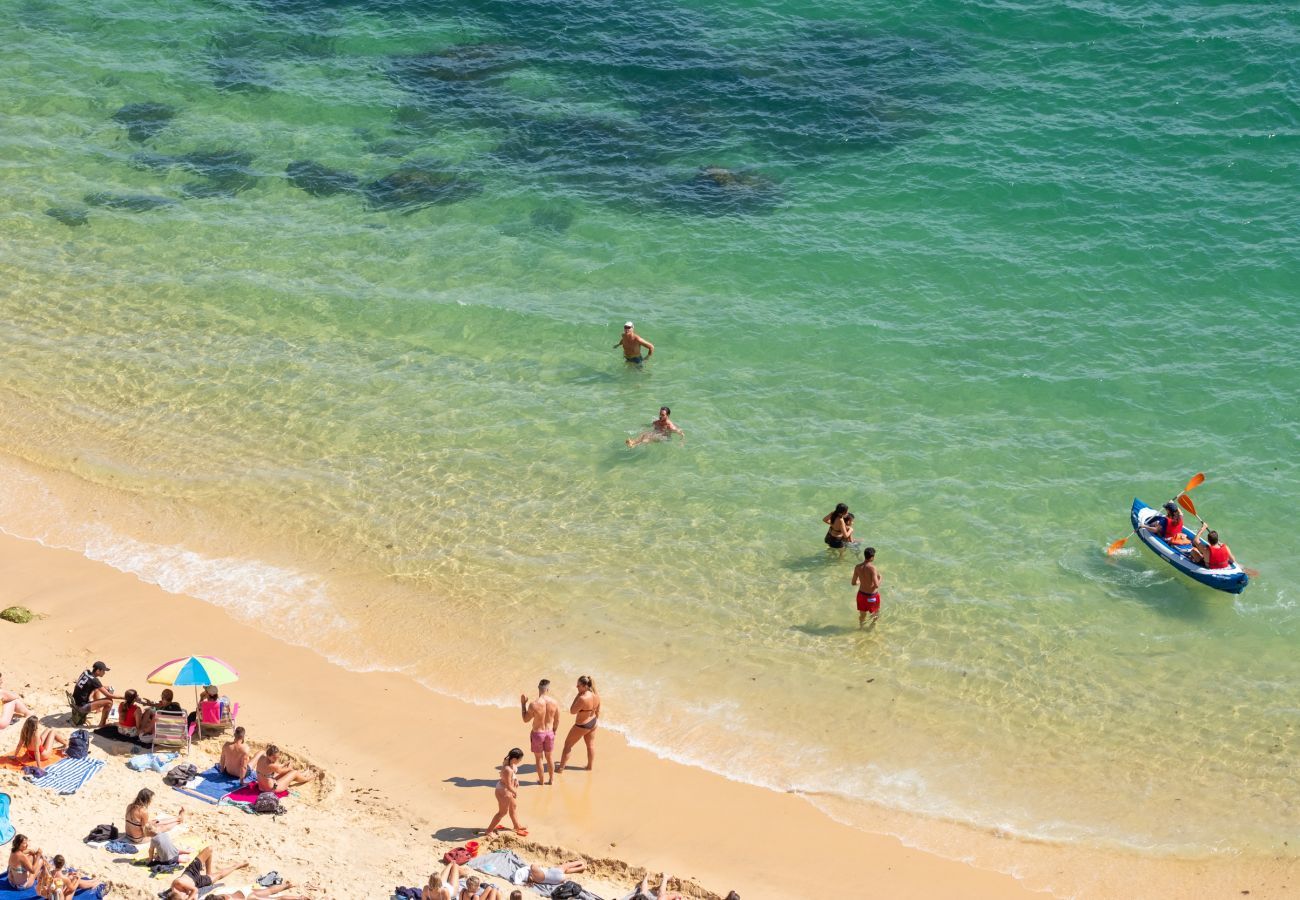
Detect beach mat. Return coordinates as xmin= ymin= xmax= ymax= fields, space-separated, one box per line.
xmin=0 ymin=873 xmax=98 ymax=898
xmin=223 ymin=783 xmax=287 ymax=804
xmin=0 ymin=749 xmax=66 ymax=772
xmin=94 ymin=725 xmax=149 ymax=748
xmin=25 ymin=757 xmax=106 ymax=794
xmin=174 ymin=766 xmax=247 ymax=804
xmin=468 ymin=850 xmax=526 ymax=880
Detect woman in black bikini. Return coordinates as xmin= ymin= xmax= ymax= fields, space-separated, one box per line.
xmin=557 ymin=675 xmax=600 ymax=773
xmin=823 ymin=503 xmax=850 ymax=550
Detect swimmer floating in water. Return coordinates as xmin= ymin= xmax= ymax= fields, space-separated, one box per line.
xmin=626 ymin=406 xmax=684 ymax=447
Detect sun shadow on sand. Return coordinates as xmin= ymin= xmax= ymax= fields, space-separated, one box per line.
xmin=443 ymin=775 xmax=499 ymax=789
xmin=433 ymin=826 xmax=481 ymax=842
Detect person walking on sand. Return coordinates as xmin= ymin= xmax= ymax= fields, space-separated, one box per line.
xmin=521 ymin=679 xmax=561 ymax=785
xmin=484 ymin=748 xmax=527 ymax=836
xmin=614 ymin=321 xmax=653 ymax=365
xmin=851 ymin=546 xmax=882 ymax=630
xmin=626 ymin=406 xmax=684 ymax=447
xmin=557 ymin=675 xmax=600 ymax=773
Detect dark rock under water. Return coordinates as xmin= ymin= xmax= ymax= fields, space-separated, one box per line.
xmin=529 ymin=204 xmax=576 ymax=232
xmin=83 ymin=192 xmax=177 ymax=211
xmin=111 ymin=102 xmax=176 ymax=143
xmin=363 ymin=165 xmax=482 ymax=213
xmin=45 ymin=206 xmax=89 ymax=227
xmin=286 ymin=161 xmax=361 ymax=197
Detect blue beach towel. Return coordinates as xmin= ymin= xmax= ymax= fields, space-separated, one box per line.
xmin=25 ymin=757 xmax=106 ymax=794
xmin=0 ymin=872 xmax=99 ymax=898
xmin=173 ymin=765 xmax=246 ymax=804
xmin=127 ymin=752 xmax=178 ymax=772
xmin=0 ymin=792 xmax=13 ymax=844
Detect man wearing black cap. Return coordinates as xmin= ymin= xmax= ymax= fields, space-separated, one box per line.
xmin=613 ymin=321 xmax=654 ymax=365
xmin=72 ymin=661 xmax=121 ymax=728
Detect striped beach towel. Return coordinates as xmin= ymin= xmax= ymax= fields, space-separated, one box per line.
xmin=25 ymin=757 xmax=106 ymax=795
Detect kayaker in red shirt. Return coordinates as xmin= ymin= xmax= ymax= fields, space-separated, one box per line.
xmin=1190 ymin=525 xmax=1235 ymax=569
xmin=1142 ymin=501 xmax=1190 ymax=545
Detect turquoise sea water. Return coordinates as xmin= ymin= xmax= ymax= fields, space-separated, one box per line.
xmin=2 ymin=0 xmax=1298 ymax=871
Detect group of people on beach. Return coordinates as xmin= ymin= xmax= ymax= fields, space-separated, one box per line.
xmin=484 ymin=675 xmax=600 ymax=836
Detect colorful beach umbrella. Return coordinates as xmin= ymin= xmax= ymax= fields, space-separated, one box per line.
xmin=146 ymin=655 xmax=239 ymax=687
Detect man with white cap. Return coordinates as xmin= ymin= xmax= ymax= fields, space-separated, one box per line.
xmin=613 ymin=321 xmax=654 ymax=365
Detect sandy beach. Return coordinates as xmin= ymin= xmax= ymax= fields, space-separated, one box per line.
xmin=0 ymin=529 xmax=1043 ymax=900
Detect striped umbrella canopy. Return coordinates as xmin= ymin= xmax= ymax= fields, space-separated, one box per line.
xmin=146 ymin=655 xmax=239 ymax=687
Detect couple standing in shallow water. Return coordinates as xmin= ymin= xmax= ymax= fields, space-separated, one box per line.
xmin=486 ymin=676 xmax=600 ymax=835
xmin=825 ymin=503 xmax=883 ymax=629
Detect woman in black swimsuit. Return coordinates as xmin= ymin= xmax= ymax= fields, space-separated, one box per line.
xmin=823 ymin=503 xmax=849 ymax=549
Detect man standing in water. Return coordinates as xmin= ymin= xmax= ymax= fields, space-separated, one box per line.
xmin=626 ymin=406 xmax=684 ymax=447
xmin=614 ymin=321 xmax=654 ymax=365
xmin=851 ymin=546 xmax=882 ymax=630
xmin=557 ymin=675 xmax=600 ymax=773
xmin=520 ymin=679 xmax=561 ymax=785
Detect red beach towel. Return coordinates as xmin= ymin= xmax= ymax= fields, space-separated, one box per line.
xmin=223 ymin=782 xmax=289 ymax=804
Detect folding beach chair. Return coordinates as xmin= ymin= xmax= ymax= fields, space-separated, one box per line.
xmin=150 ymin=710 xmax=193 ymax=755
xmin=0 ymin=792 xmax=14 ymax=844
xmin=66 ymin=689 xmax=88 ymax=727
xmin=197 ymin=699 xmax=239 ymax=739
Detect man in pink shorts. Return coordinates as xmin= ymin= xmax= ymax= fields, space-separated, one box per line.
xmin=851 ymin=546 xmax=882 ymax=630
xmin=520 ymin=678 xmax=561 ymax=785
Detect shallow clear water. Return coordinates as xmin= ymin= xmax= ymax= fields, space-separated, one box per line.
xmin=1 ymin=0 xmax=1298 ymax=863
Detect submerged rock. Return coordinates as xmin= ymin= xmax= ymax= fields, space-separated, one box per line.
xmin=286 ymin=160 xmax=360 ymax=197
xmin=130 ymin=149 xmax=259 ymax=197
xmin=363 ymin=165 xmax=481 ymax=213
xmin=45 ymin=206 xmax=89 ymax=227
xmin=392 ymin=43 xmax=525 ymax=84
xmin=529 ymin=203 xmax=576 ymax=233
xmin=111 ymin=102 xmax=176 ymax=143
xmin=210 ymin=57 xmax=274 ymax=93
xmin=661 ymin=165 xmax=780 ymax=215
xmin=83 ymin=192 xmax=177 ymax=211
xmin=0 ymin=606 xmax=34 ymax=624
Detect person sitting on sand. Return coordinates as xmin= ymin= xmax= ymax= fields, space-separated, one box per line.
xmin=125 ymin=788 xmax=188 ymax=865
xmin=510 ymin=859 xmax=586 ymax=888
xmin=12 ymin=716 xmax=67 ymax=766
xmin=484 ymin=748 xmax=527 ymax=836
xmin=8 ymin=835 xmax=47 ymax=891
xmin=422 ymin=868 xmax=451 ymax=900
xmin=221 ymin=727 xmax=251 ymax=780
xmin=137 ymin=689 xmax=183 ymax=739
xmin=626 ymin=406 xmax=684 ymax=447
xmin=167 ymin=847 xmax=248 ymax=900
xmin=116 ymin=689 xmax=154 ymax=738
xmin=35 ymin=854 xmax=105 ymax=900
xmin=624 ymin=873 xmax=686 ymax=900
xmin=209 ymin=881 xmax=311 ymax=900
xmin=255 ymin=745 xmax=314 ymax=792
xmin=557 ymin=675 xmax=600 ymax=773
xmin=72 ymin=661 xmax=121 ymax=729
xmin=0 ymin=672 xmax=35 ymax=729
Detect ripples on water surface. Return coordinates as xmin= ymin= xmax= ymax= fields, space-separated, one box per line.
xmin=1 ymin=0 xmax=1298 ymax=869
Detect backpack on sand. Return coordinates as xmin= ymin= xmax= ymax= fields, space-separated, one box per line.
xmin=551 ymin=882 xmax=582 ymax=900
xmin=66 ymin=729 xmax=91 ymax=759
xmin=162 ymin=763 xmax=198 ymax=786
xmin=253 ymin=791 xmax=285 ymax=815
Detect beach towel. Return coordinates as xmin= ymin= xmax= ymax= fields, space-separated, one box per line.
xmin=94 ymin=725 xmax=149 ymax=747
xmin=128 ymin=752 xmax=178 ymax=772
xmin=24 ymin=756 xmax=106 ymax=795
xmin=223 ymin=783 xmax=287 ymax=804
xmin=173 ymin=765 xmax=248 ymax=804
xmin=0 ymin=749 xmax=66 ymax=772
xmin=0 ymin=873 xmax=99 ymax=898
xmin=468 ymin=850 xmax=527 ymax=881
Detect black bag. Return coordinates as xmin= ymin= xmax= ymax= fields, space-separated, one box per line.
xmin=66 ymin=729 xmax=91 ymax=759
xmin=253 ymin=791 xmax=285 ymax=815
xmin=163 ymin=763 xmax=198 ymax=786
xmin=551 ymin=882 xmax=583 ymax=900
xmin=83 ymin=823 xmax=119 ymax=843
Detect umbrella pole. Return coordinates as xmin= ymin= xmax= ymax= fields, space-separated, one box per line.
xmin=194 ymin=685 xmax=201 ymax=741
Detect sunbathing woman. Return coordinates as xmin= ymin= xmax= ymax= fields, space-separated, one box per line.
xmin=484 ymin=748 xmax=527 ymax=836
xmin=125 ymin=788 xmax=188 ymax=865
xmin=210 ymin=881 xmax=312 ymax=900
xmin=0 ymin=672 xmax=34 ymax=728
xmin=7 ymin=835 xmax=46 ymax=891
xmin=422 ymin=868 xmax=451 ymax=900
xmin=35 ymin=854 xmax=105 ymax=899
xmin=12 ymin=716 xmax=67 ymax=766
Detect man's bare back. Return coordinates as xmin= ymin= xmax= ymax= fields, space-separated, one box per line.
xmin=852 ymin=561 xmax=880 ymax=594
xmin=220 ymin=736 xmax=250 ymax=779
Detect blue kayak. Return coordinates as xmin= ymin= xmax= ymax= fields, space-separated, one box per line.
xmin=1130 ymin=498 xmax=1248 ymax=594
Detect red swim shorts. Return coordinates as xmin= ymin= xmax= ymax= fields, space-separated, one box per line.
xmin=530 ymin=729 xmax=555 ymax=753
xmin=856 ymin=591 xmax=881 ymax=614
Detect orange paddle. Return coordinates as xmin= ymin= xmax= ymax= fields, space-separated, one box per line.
xmin=1106 ymin=473 xmax=1207 ymax=555
xmin=1176 ymin=493 xmax=1258 ymax=578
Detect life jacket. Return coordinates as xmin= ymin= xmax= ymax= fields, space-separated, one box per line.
xmin=1207 ymin=543 xmax=1230 ymax=568
xmin=1163 ymin=515 xmax=1190 ymax=545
